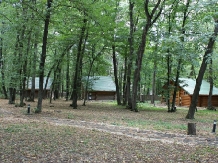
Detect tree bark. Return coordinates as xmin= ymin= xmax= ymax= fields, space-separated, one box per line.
xmin=132 ymin=0 xmax=165 ymax=112
xmin=112 ymin=44 xmax=121 ymax=105
xmin=71 ymin=17 xmax=87 ymax=109
xmin=0 ymin=26 xmax=7 ymax=99
xmin=207 ymin=59 xmax=214 ymax=110
xmin=36 ymin=0 xmax=52 ymax=113
xmin=20 ymin=27 xmax=29 ymax=106
xmin=66 ymin=52 xmax=70 ymax=101
xmin=151 ymin=58 xmax=157 ymax=105
xmin=165 ymin=0 xmax=179 ymax=112
xmin=126 ymin=0 xmax=135 ymax=109
xmin=122 ymin=55 xmax=127 ymax=105
xmin=187 ymin=123 xmax=196 ymax=135
xmin=171 ymin=58 xmax=181 ymax=112
xmin=29 ymin=42 xmax=37 ymax=101
xmin=166 ymin=50 xmax=171 ymax=112
xmin=8 ymin=88 xmax=16 ymax=104
xmin=186 ymin=19 xmax=218 ymax=119
xmin=8 ymin=33 xmax=20 ymax=104
xmin=171 ymin=0 xmax=190 ymax=112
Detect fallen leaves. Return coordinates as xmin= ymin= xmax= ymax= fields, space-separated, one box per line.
xmin=1 ymin=99 xmax=218 ymax=162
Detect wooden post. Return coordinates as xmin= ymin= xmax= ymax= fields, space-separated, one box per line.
xmin=187 ymin=123 xmax=196 ymax=135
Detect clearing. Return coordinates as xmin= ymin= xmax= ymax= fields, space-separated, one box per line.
xmin=0 ymin=99 xmax=218 ymax=162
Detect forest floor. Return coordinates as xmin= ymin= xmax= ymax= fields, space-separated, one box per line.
xmin=1 ymin=99 xmax=218 ymax=162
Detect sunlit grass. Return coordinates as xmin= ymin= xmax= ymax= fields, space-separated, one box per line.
xmin=101 ymin=101 xmax=218 ymax=134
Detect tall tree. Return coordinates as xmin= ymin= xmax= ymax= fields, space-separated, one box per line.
xmin=36 ymin=0 xmax=52 ymax=113
xmin=0 ymin=22 xmax=7 ymax=99
xmin=126 ymin=0 xmax=135 ymax=109
xmin=82 ymin=44 xmax=105 ymax=106
xmin=171 ymin=0 xmax=190 ymax=112
xmin=186 ymin=18 xmax=218 ymax=119
xmin=112 ymin=44 xmax=121 ymax=105
xmin=71 ymin=16 xmax=88 ymax=109
xmin=131 ymin=0 xmax=165 ymax=112
xmin=207 ymin=59 xmax=214 ymax=110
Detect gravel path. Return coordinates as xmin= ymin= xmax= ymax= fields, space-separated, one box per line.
xmin=43 ymin=117 xmax=218 ymax=147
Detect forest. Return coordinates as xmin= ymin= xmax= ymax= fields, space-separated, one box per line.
xmin=0 ymin=0 xmax=218 ymax=119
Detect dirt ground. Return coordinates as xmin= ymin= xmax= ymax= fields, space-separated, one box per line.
xmin=1 ymin=99 xmax=218 ymax=162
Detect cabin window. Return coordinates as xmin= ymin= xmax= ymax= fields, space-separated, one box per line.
xmin=184 ymin=91 xmax=188 ymax=95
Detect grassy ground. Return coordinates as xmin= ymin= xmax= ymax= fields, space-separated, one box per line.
xmin=1 ymin=99 xmax=218 ymax=162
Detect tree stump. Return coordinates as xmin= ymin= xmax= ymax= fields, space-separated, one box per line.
xmin=187 ymin=123 xmax=196 ymax=135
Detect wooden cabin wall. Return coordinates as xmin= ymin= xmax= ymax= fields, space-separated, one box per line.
xmin=88 ymin=91 xmax=116 ymax=100
xmin=162 ymin=88 xmax=189 ymax=106
xmin=162 ymin=81 xmax=218 ymax=107
xmin=212 ymin=96 xmax=218 ymax=106
xmin=179 ymin=89 xmax=191 ymax=106
xmin=25 ymin=90 xmax=50 ymax=99
xmin=197 ymin=96 xmax=218 ymax=107
xmin=197 ymin=96 xmax=206 ymax=107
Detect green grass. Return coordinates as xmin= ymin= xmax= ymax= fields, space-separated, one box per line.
xmin=67 ymin=113 xmax=74 ymax=119
xmin=93 ymin=101 xmax=217 ymax=133
xmin=125 ymin=119 xmax=187 ymax=131
xmin=4 ymin=124 xmax=30 ymax=133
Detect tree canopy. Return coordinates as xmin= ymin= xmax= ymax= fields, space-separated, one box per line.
xmin=0 ymin=0 xmax=217 ymax=119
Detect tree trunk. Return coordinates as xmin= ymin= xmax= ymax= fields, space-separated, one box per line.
xmin=186 ymin=19 xmax=218 ymax=119
xmin=36 ymin=0 xmax=52 ymax=113
xmin=112 ymin=44 xmax=121 ymax=105
xmin=207 ymin=59 xmax=214 ymax=110
xmin=131 ymin=0 xmax=164 ymax=112
xmin=44 ymin=44 xmax=74 ymax=101
xmin=53 ymin=67 xmax=61 ymax=100
xmin=132 ymin=23 xmax=149 ymax=112
xmin=187 ymin=123 xmax=196 ymax=135
xmin=171 ymin=58 xmax=182 ymax=112
xmin=8 ymin=88 xmax=16 ymax=104
xmin=171 ymin=0 xmax=190 ymax=112
xmin=151 ymin=42 xmax=158 ymax=105
xmin=30 ymin=42 xmax=37 ymax=101
xmin=122 ymin=56 xmax=127 ymax=106
xmin=126 ymin=0 xmax=135 ymax=109
xmin=66 ymin=52 xmax=70 ymax=101
xmin=8 ymin=32 xmax=20 ymax=104
xmin=71 ymin=17 xmax=87 ymax=109
xmin=151 ymin=60 xmax=157 ymax=105
xmin=166 ymin=50 xmax=171 ymax=112
xmin=0 ymin=28 xmax=7 ymax=99
xmin=20 ymin=28 xmax=30 ymax=106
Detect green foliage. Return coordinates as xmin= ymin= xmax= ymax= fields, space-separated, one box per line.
xmin=0 ymin=0 xmax=218 ymax=114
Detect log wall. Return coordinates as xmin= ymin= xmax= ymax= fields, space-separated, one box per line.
xmin=88 ymin=91 xmax=116 ymax=100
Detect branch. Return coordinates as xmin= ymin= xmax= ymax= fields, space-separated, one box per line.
xmin=0 ymin=13 xmax=12 ymax=22
xmin=151 ymin=0 xmax=166 ymax=25
xmin=150 ymin=0 xmax=162 ymax=18
xmin=182 ymin=0 xmax=191 ymax=28
xmin=144 ymin=0 xmax=151 ymax=20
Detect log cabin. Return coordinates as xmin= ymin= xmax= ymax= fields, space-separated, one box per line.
xmin=82 ymin=76 xmax=116 ymax=100
xmin=163 ymin=78 xmax=218 ymax=107
xmin=26 ymin=77 xmax=53 ymax=99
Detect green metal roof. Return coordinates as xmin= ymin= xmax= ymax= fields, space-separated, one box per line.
xmin=179 ymin=78 xmax=218 ymax=95
xmin=85 ymin=76 xmax=116 ymax=92
xmin=27 ymin=77 xmax=53 ymax=90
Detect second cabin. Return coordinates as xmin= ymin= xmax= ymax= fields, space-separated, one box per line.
xmin=162 ymin=78 xmax=218 ymax=107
